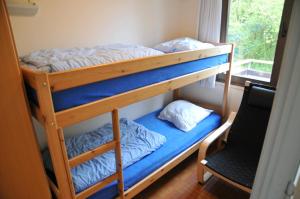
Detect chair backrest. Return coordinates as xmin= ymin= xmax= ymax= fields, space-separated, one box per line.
xmin=227 ymin=83 xmax=276 ymax=154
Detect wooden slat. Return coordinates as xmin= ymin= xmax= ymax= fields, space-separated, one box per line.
xmin=219 ymin=44 xmax=234 ymax=149
xmin=222 ymin=44 xmax=234 ymax=118
xmin=48 ymin=45 xmax=232 ymax=91
xmin=69 ymin=141 xmax=116 ymax=168
xmin=76 ymin=174 xmax=118 ymax=199
xmin=112 ymin=110 xmax=125 ymax=198
xmin=34 ymin=73 xmax=74 ymax=199
xmin=56 ymin=63 xmax=230 ymax=127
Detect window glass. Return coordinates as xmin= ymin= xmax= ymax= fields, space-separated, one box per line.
xmin=227 ymin=0 xmax=285 ymax=82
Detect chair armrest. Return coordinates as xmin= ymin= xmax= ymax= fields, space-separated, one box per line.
xmin=198 ymin=112 xmax=236 ymax=161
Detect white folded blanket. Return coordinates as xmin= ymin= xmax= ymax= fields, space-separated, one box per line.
xmin=21 ymin=44 xmax=164 ymax=72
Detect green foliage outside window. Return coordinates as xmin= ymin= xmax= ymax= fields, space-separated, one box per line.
xmin=227 ymin=0 xmax=284 ymax=72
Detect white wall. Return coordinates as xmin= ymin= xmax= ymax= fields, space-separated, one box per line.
xmin=182 ymin=82 xmax=244 ymax=113
xmin=10 ymin=0 xmax=199 ymax=56
xmin=9 ymin=0 xmax=244 ymax=149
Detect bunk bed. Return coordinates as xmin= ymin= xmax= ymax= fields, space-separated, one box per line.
xmin=21 ymin=42 xmax=234 ymax=199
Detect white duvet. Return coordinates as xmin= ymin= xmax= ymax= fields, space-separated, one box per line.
xmin=21 ymin=44 xmax=164 ymax=72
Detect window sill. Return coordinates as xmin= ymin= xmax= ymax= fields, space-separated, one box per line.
xmin=217 ymin=73 xmax=272 ymax=87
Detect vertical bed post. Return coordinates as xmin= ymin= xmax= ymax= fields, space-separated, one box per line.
xmin=221 ymin=43 xmax=234 ymax=118
xmin=112 ymin=109 xmax=125 ymax=198
xmin=35 ymin=73 xmax=74 ymax=199
xmin=218 ymin=44 xmax=234 ymax=148
xmin=173 ymin=88 xmax=181 ymax=100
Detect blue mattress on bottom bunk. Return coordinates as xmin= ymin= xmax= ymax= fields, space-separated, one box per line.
xmin=87 ymin=109 xmax=222 ymax=199
xmin=39 ymin=54 xmax=227 ymax=112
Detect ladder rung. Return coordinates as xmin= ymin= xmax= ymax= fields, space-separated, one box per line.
xmin=76 ymin=173 xmax=118 ymax=199
xmin=69 ymin=140 xmax=116 ymax=168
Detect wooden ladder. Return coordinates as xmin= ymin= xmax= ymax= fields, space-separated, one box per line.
xmin=67 ymin=109 xmax=125 ymax=199
xmin=35 ymin=72 xmax=125 ymax=199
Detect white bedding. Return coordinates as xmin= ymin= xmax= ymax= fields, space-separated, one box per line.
xmin=21 ymin=44 xmax=164 ymax=72
xmin=153 ymin=37 xmax=215 ymax=53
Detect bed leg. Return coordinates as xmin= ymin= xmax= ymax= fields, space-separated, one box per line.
xmin=197 ymin=149 xmax=206 ymax=184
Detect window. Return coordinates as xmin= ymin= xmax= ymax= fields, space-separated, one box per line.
xmin=219 ymin=0 xmax=294 ymax=87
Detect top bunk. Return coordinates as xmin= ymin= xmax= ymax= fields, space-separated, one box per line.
xmin=20 ymin=40 xmax=234 ymax=127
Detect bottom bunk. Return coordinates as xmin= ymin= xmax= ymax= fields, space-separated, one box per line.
xmin=45 ymin=108 xmax=222 ymax=199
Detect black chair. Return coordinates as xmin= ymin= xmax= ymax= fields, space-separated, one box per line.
xmin=197 ymin=82 xmax=275 ymax=193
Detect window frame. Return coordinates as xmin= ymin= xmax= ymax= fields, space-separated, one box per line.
xmin=218 ymin=0 xmax=294 ymax=87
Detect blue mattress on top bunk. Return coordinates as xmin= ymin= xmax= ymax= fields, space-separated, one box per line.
xmin=87 ymin=109 xmax=222 ymax=199
xmin=27 ymin=54 xmax=228 ymax=112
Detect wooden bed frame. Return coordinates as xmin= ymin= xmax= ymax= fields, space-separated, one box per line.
xmin=21 ymin=43 xmax=234 ymax=199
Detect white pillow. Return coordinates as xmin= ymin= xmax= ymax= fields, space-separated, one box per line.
xmin=158 ymin=100 xmax=213 ymax=132
xmin=153 ymin=37 xmax=215 ymax=53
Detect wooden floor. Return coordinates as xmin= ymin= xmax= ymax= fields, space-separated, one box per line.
xmin=135 ymin=153 xmax=250 ymax=199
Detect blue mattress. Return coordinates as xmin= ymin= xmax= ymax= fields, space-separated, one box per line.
xmin=87 ymin=109 xmax=222 ymax=199
xmin=32 ymin=54 xmax=227 ymax=112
